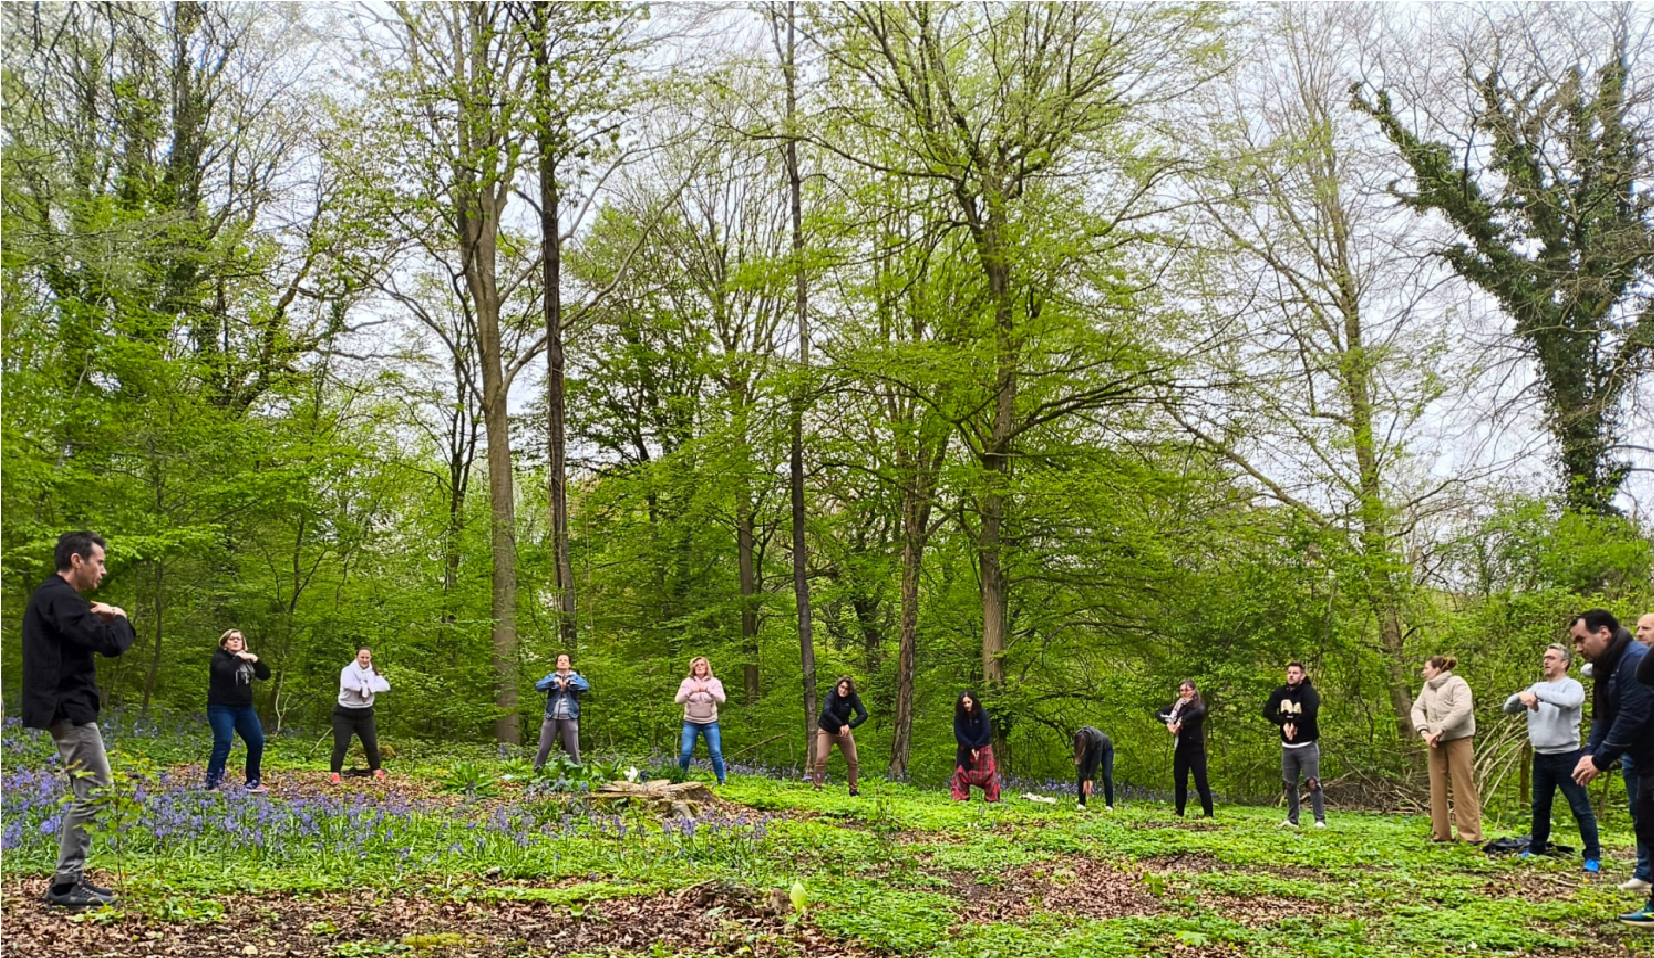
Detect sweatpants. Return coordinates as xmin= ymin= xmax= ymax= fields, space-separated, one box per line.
xmin=330 ymin=704 xmax=381 ymax=773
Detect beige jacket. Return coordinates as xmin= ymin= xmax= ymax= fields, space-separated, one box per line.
xmin=1411 ymin=672 xmax=1476 ymax=741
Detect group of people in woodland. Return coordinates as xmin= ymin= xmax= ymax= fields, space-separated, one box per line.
xmin=16 ymin=530 xmax=1654 ymax=929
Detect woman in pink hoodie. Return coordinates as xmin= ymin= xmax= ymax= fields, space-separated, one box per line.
xmin=675 ymin=656 xmax=726 ymax=785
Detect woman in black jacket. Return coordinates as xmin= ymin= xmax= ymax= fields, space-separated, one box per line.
xmin=950 ymin=691 xmax=1000 ymax=802
xmin=814 ymin=676 xmax=868 ymax=795
xmin=206 ymin=629 xmax=272 ymax=792
xmin=1156 ymin=680 xmax=1213 ymax=818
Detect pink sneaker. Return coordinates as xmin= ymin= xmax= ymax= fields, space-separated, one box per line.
xmin=246 ymin=782 xmax=269 ymax=794
xmin=328 ymin=773 xmax=341 ymax=785
xmin=372 ymin=769 xmax=386 ymax=781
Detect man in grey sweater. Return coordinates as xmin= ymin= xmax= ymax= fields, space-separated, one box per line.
xmin=1504 ymin=643 xmax=1600 ymax=871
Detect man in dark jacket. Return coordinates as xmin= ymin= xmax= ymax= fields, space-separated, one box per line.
xmin=1623 ymin=631 xmax=1654 ymax=927
xmin=1263 ymin=662 xmax=1325 ymax=828
xmin=22 ymin=532 xmax=136 ymax=908
xmin=1569 ymin=610 xmax=1653 ymax=903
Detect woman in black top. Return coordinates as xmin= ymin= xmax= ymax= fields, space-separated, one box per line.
xmin=206 ymin=629 xmax=271 ymax=792
xmin=1156 ymin=679 xmax=1213 ymax=817
xmin=950 ymin=691 xmax=1000 ymax=802
xmin=1073 ymin=726 xmax=1115 ymax=810
xmin=814 ymin=676 xmax=868 ymax=795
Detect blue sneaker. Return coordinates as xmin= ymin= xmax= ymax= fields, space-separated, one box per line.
xmin=1619 ymin=907 xmax=1654 ymax=929
xmin=1583 ymin=858 xmax=1601 ymax=873
xmin=1517 ymin=851 xmax=1536 ymax=860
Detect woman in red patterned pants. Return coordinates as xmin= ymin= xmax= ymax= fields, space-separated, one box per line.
xmin=950 ymin=691 xmax=1000 ymax=802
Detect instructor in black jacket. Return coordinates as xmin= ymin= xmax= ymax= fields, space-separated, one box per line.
xmin=22 ymin=531 xmax=136 ymax=909
xmin=1263 ymin=662 xmax=1325 ymax=828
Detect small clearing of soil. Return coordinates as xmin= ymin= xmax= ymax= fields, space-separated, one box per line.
xmin=2 ymin=875 xmax=876 ymax=958
xmin=939 ymin=855 xmax=1162 ymax=922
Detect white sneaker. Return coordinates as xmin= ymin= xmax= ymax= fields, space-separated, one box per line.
xmin=1313 ymin=820 xmax=1326 ymax=829
xmin=1279 ymin=819 xmax=1299 ymax=828
xmin=1104 ymin=805 xmax=1114 ymax=813
xmin=1622 ymin=877 xmax=1654 ymax=893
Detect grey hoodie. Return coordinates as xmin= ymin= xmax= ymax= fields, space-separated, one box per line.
xmin=1502 ymin=677 xmax=1585 ymax=755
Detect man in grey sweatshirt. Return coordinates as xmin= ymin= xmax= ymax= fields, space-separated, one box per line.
xmin=1504 ymin=643 xmax=1600 ymax=870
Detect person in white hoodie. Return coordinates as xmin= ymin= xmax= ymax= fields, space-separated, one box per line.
xmin=331 ymin=646 xmax=391 ymax=784
xmin=1504 ymin=643 xmax=1600 ymax=871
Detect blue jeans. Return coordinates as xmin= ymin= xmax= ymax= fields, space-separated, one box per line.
xmin=1530 ymin=749 xmax=1601 ymax=859
xmin=1626 ymin=754 xmax=1653 ymax=880
xmin=679 ymin=721 xmax=725 ymax=784
xmin=206 ymin=705 xmax=265 ymax=788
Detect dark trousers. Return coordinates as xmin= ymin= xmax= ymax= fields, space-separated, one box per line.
xmin=1636 ymin=757 xmax=1654 ymax=911
xmin=1528 ymin=748 xmax=1601 ymax=859
xmin=1078 ymin=744 xmax=1114 ymax=807
xmin=1174 ymin=746 xmax=1213 ymax=817
xmin=206 ymin=704 xmax=266 ymax=788
xmin=330 ymin=705 xmax=380 ymax=772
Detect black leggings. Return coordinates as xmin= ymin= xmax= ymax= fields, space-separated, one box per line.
xmin=1174 ymin=746 xmax=1213 ymax=817
xmin=331 ymin=705 xmax=381 ymax=772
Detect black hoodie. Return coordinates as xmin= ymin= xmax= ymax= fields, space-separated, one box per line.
xmin=207 ymin=648 xmax=271 ymax=708
xmin=1263 ymin=678 xmax=1321 ymax=746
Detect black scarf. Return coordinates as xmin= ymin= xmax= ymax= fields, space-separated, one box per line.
xmin=1593 ymin=627 xmax=1635 ymax=721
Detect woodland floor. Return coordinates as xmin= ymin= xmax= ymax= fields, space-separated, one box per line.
xmin=3 ymin=735 xmax=1653 ymax=957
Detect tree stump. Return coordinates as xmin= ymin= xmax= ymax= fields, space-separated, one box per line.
xmin=588 ymin=780 xmax=717 ymax=818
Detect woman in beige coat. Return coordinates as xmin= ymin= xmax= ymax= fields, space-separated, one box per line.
xmin=1411 ymin=655 xmax=1482 ymax=842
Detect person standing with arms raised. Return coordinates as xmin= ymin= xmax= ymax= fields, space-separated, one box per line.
xmin=676 ymin=657 xmax=727 ymax=785
xmin=331 ymin=646 xmax=390 ymax=784
xmin=1504 ymin=643 xmax=1599 ymax=872
xmin=533 ymin=654 xmax=590 ymax=771
xmin=22 ymin=531 xmax=136 ymax=908
xmin=1263 ymin=662 xmax=1325 ymax=829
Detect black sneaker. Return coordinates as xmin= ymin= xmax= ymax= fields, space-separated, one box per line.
xmin=45 ymin=881 xmax=117 ymax=908
xmin=848 ymin=786 xmax=860 ymax=797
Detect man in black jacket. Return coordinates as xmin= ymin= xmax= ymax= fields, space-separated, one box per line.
xmin=22 ymin=532 xmax=136 ymax=908
xmin=1569 ymin=610 xmax=1654 ymax=908
xmin=1263 ymin=662 xmax=1325 ymax=828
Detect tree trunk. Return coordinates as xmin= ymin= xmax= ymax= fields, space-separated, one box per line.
xmin=141 ymin=559 xmax=164 ymax=713
xmin=737 ymin=489 xmax=761 ymax=703
xmin=783 ymin=0 xmax=818 ymax=770
xmin=889 ymin=437 xmax=945 ymax=781
xmin=533 ymin=6 xmax=578 ymax=652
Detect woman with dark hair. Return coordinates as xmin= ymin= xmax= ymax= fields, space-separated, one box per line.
xmin=331 ymin=646 xmax=390 ymax=784
xmin=1073 ymin=726 xmax=1114 ymax=810
xmin=1411 ymin=655 xmax=1481 ymax=842
xmin=1156 ymin=680 xmax=1213 ymax=818
xmin=815 ymin=676 xmax=868 ymax=795
xmin=950 ymin=692 xmax=1000 ymax=802
xmin=206 ymin=629 xmax=271 ymax=792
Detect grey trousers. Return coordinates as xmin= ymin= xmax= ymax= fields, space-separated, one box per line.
xmin=1282 ymin=742 xmax=1325 ymax=824
xmin=534 ymin=716 xmax=580 ymax=768
xmin=49 ymin=721 xmax=112 ymax=886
